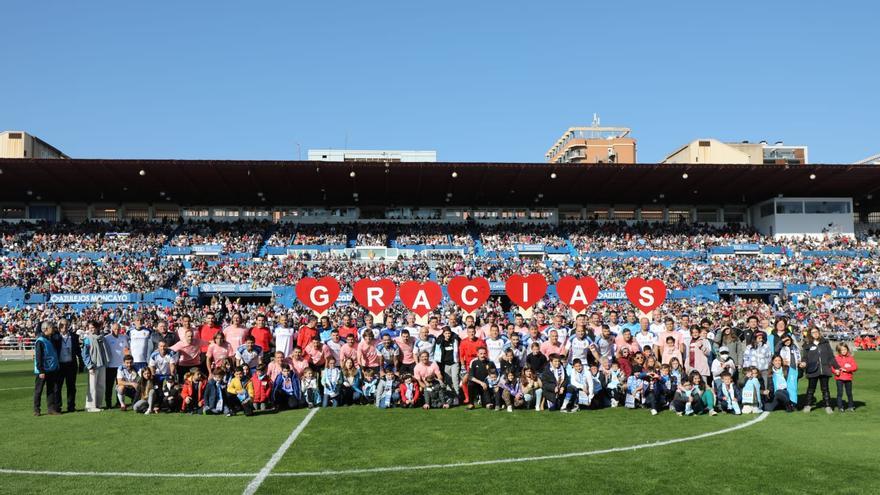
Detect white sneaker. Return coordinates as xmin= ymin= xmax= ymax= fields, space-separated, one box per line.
xmin=507 ymin=406 xmax=513 ymax=412
xmin=144 ymin=410 xmax=151 ymax=415
xmin=610 ymin=399 xmax=618 ymax=408
xmin=709 ymin=410 xmax=718 ymax=416
xmin=560 ymin=409 xmax=569 ymax=414
xmin=803 ymin=405 xmax=812 ymax=413
xmin=86 ymin=407 xmax=103 ymax=413
xmin=651 ymin=409 xmax=658 ymax=416
xmin=825 ymin=407 xmax=834 ymax=415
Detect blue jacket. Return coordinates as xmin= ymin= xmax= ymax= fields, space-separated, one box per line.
xmin=34 ymin=335 xmax=60 ymax=375
xmin=273 ymin=373 xmax=302 ymax=402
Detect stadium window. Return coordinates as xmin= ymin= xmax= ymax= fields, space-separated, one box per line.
xmin=724 ymin=208 xmax=745 ymax=223
xmin=775 ymin=201 xmax=804 ymax=214
xmin=667 ymin=209 xmax=691 ymax=223
xmin=61 ymin=207 xmax=88 ymax=223
xmin=183 ymin=208 xmax=209 ymax=218
xmin=868 ymin=212 xmax=880 ymax=224
xmin=612 ymin=209 xmax=635 ymax=220
xmin=124 ymin=208 xmax=149 ymax=221
xmin=698 ymin=140 xmax=711 ymax=147
xmin=586 ymin=208 xmax=609 ymax=220
xmin=804 ymin=201 xmax=850 ymax=214
xmin=760 ymin=204 xmax=774 ymax=218
xmin=243 ymin=209 xmax=268 ymax=218
xmin=0 ymin=207 xmax=25 ymax=219
xmin=154 ymin=208 xmax=180 ymax=221
xmin=93 ymin=208 xmax=119 ymax=221
xmin=640 ymin=209 xmax=663 ymax=221
xmin=696 ymin=208 xmax=718 ymax=222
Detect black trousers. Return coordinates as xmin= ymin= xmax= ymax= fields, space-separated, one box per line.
xmin=763 ymin=390 xmax=791 ymax=412
xmin=805 ymin=376 xmax=832 ymax=408
xmin=59 ymin=361 xmax=78 ymax=412
xmin=836 ymin=380 xmax=854 ymax=409
xmin=34 ymin=371 xmax=61 ymax=414
xmin=276 ymin=394 xmax=303 ymax=411
xmin=104 ymin=366 xmax=118 ymax=409
xmin=467 ymin=383 xmax=492 ymax=407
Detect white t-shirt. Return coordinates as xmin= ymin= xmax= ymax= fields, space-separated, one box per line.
xmin=148 ymin=350 xmax=177 ymax=376
xmin=105 ymin=333 xmax=129 ymax=368
xmin=274 ymin=326 xmax=296 ymax=356
xmin=635 ymin=331 xmax=657 ymax=351
xmin=129 ymin=328 xmax=152 ymax=363
xmin=485 ymin=336 xmax=508 ymax=367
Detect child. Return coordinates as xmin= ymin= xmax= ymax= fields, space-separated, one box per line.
xmin=672 ymin=378 xmax=699 ymax=416
xmin=833 ymin=343 xmax=858 ymax=412
xmin=422 ymin=374 xmax=451 ymax=409
xmin=715 ymin=371 xmax=741 ymax=415
xmin=690 ymin=373 xmax=717 ymax=416
xmin=321 ymin=357 xmax=342 ymax=407
xmin=625 ymin=371 xmax=647 ymax=409
xmin=133 ymin=367 xmax=159 ymax=415
xmin=204 ymin=368 xmax=230 ymax=415
xmin=710 ymin=347 xmax=737 ymax=388
xmin=762 ymin=355 xmax=794 ymax=413
xmin=356 ymin=368 xmax=378 ymax=405
xmin=741 ymin=367 xmax=763 ymax=414
xmin=588 ymin=364 xmax=604 ymax=409
xmin=526 ymin=342 xmax=548 ymax=372
xmin=520 ymin=367 xmax=543 ymax=411
xmin=226 ymin=365 xmax=255 ymax=416
xmin=181 ymin=368 xmax=207 ymax=414
xmin=486 ymin=369 xmax=501 ymax=411
xmin=273 ymin=365 xmax=302 ymax=411
xmin=160 ymin=374 xmax=181 ymax=412
xmin=606 ymin=361 xmax=625 ymax=408
xmin=377 ymin=372 xmax=399 ymax=409
xmin=300 ymin=368 xmax=320 ymax=408
xmin=251 ymin=364 xmax=274 ymax=412
xmin=399 ymin=374 xmax=421 ymax=408
xmin=499 ymin=369 xmax=523 ymax=412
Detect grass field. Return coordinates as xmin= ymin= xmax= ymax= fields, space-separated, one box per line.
xmin=0 ymin=354 xmax=877 ymax=495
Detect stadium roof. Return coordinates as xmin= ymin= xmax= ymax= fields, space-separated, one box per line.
xmin=1 ymin=159 xmax=879 ymax=208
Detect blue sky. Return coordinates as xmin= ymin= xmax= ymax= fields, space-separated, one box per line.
xmin=2 ymin=1 xmax=877 ymax=163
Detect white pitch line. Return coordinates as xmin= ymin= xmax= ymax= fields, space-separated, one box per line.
xmin=242 ymin=407 xmax=319 ymax=495
xmin=0 ymin=387 xmax=31 ymax=391
xmin=0 ymin=411 xmax=767 ymax=480
xmin=272 ymin=412 xmax=770 ymax=477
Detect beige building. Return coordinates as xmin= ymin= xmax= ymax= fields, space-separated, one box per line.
xmin=0 ymin=131 xmax=67 ymax=159
xmin=662 ymin=139 xmax=807 ymax=165
xmin=545 ymin=116 xmax=636 ymax=164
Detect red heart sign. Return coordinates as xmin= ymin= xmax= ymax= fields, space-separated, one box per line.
xmin=556 ymin=276 xmax=599 ymax=313
xmin=295 ymin=277 xmax=340 ymax=314
xmin=399 ymin=280 xmax=443 ymax=317
xmin=505 ymin=274 xmax=548 ymax=310
xmin=447 ymin=276 xmax=490 ymax=313
xmin=353 ymin=278 xmax=397 ymax=315
xmin=624 ymin=277 xmax=667 ymax=313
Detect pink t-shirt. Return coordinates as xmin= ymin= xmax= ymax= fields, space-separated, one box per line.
xmin=395 ymin=337 xmax=415 ymax=365
xmin=290 ymin=357 xmax=310 ymax=376
xmin=305 ymin=343 xmax=325 ymax=367
xmin=340 ymin=344 xmax=359 ymax=366
xmin=267 ymin=359 xmax=292 ymax=382
xmin=540 ymin=340 xmax=566 ymax=359
xmin=413 ymin=362 xmax=441 ymax=383
xmin=206 ymin=342 xmax=234 ymax=368
xmin=223 ymin=325 xmax=250 ymax=350
xmin=177 ymin=326 xmax=200 ymax=342
xmin=358 ymin=341 xmax=380 ymax=368
xmin=171 ymin=340 xmax=202 ymax=367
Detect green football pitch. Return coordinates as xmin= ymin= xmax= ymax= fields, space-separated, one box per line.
xmin=0 ymin=354 xmax=877 ymax=495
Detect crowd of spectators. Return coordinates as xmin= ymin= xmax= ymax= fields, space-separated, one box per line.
xmin=0 ymin=221 xmax=174 ymax=255
xmin=0 ymin=256 xmax=182 ymax=295
xmin=266 ymin=223 xmax=351 ymax=247
xmin=169 ymin=221 xmax=269 ymax=254
xmin=480 ymin=223 xmax=568 ymax=252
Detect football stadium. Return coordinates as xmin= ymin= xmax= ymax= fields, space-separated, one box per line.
xmin=3 ymin=3 xmax=880 ymax=495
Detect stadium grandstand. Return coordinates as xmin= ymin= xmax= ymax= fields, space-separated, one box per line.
xmin=1 ymin=158 xmax=879 ymax=352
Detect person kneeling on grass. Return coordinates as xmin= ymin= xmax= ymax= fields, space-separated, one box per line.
xmin=133 ymin=367 xmax=159 ymax=415
xmin=499 ymin=369 xmax=523 ymax=412
xmin=204 ymin=368 xmax=230 ymax=416
xmin=354 ymin=367 xmax=378 ymax=405
xmin=540 ymin=354 xmax=567 ymax=411
xmin=422 ymin=374 xmax=451 ymax=409
xmin=273 ymin=365 xmax=302 ymax=411
xmin=520 ymin=367 xmax=543 ymax=411
xmin=762 ymin=356 xmax=794 ymax=413
xmin=714 ymin=371 xmax=742 ymax=415
xmin=399 ymin=374 xmax=421 ymax=408
xmin=672 ymin=378 xmax=701 ymax=416
xmin=116 ymin=355 xmax=139 ymax=411
xmin=689 ymin=372 xmax=717 ymax=416
xmin=560 ymin=359 xmax=593 ymax=413
xmin=181 ymin=368 xmax=207 ymax=414
xmin=376 ymin=371 xmax=400 ymax=409
xmin=161 ymin=375 xmax=181 ymax=412
xmin=467 ymin=347 xmax=497 ymax=410
xmin=227 ymin=365 xmax=255 ymax=416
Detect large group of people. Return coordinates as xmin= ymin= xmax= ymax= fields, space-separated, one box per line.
xmin=30 ymin=299 xmax=864 ymax=417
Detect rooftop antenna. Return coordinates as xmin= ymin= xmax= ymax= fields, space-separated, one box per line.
xmin=592 ymin=113 xmax=601 ymax=127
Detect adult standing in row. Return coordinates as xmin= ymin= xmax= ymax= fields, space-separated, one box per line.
xmin=33 ymin=322 xmax=61 ymax=416
xmin=82 ymin=320 xmax=110 ymax=412
xmin=104 ymin=323 xmax=129 ymax=409
xmin=53 ymin=320 xmax=82 ymax=413
xmin=801 ymin=326 xmax=836 ymax=414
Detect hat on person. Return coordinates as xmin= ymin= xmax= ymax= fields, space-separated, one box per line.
xmin=719 ymin=346 xmax=730 ymax=354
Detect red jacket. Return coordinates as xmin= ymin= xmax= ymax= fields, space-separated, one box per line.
xmin=399 ymin=381 xmax=421 ymax=405
xmin=252 ymin=373 xmax=273 ymax=403
xmin=834 ymin=355 xmax=858 ymax=381
xmin=180 ymin=379 xmax=207 ymax=410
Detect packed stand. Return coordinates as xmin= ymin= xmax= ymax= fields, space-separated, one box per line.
xmin=169 ymin=221 xmax=270 ymax=254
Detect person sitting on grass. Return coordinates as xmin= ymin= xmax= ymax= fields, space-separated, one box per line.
xmin=741 ymin=366 xmax=764 ymax=414
xmin=520 ymin=367 xmax=543 ymax=411
xmin=762 ymin=355 xmax=794 ymax=413
xmin=321 ymin=356 xmax=342 ymax=407
xmin=689 ymin=372 xmax=717 ymax=416
xmin=715 ymin=371 xmax=742 ymax=415
xmin=273 ymin=364 xmax=302 ymax=411
xmin=204 ymin=368 xmax=230 ymax=416
xmin=561 ymin=358 xmax=592 ymax=413
xmin=376 ymin=370 xmax=400 ymax=409
xmin=300 ymin=368 xmax=320 ymax=409
xmin=422 ymin=373 xmax=451 ymax=410
xmin=116 ymin=355 xmax=139 ymax=412
xmin=499 ymin=369 xmax=523 ymax=412
xmin=486 ymin=368 xmax=502 ymax=410
xmin=399 ymin=374 xmax=420 ymax=408
xmin=133 ymin=367 xmax=159 ymax=415
xmin=540 ymin=353 xmax=567 ymax=411
xmin=672 ymin=378 xmax=700 ymax=416
xmin=160 ymin=374 xmax=181 ymax=412
xmin=354 ymin=367 xmax=378 ymax=405
xmin=181 ymin=368 xmax=207 ymax=414
xmin=251 ymin=363 xmax=273 ymax=412
xmin=227 ymin=365 xmax=255 ymax=416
